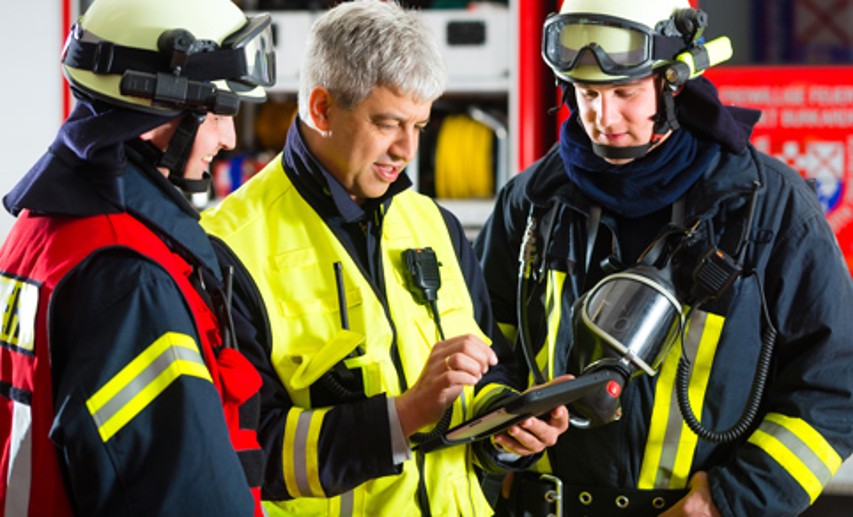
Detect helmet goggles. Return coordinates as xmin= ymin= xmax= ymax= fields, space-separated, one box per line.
xmin=63 ymin=13 xmax=276 ymax=93
xmin=542 ymin=13 xmax=683 ymax=82
xmin=221 ymin=14 xmax=276 ymax=89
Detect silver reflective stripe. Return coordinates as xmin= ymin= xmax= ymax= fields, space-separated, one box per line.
xmin=651 ymin=310 xmax=705 ymax=489
xmin=5 ymin=400 xmax=32 ymax=516
xmin=294 ymin=411 xmax=313 ymax=496
xmin=339 ymin=490 xmax=354 ymax=517
xmin=90 ymin=345 xmax=205 ymax=430
xmin=761 ymin=419 xmax=833 ymax=485
xmin=656 ymin=311 xmax=705 ymax=488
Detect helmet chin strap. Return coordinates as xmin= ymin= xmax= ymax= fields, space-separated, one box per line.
xmin=158 ymin=112 xmax=213 ymax=194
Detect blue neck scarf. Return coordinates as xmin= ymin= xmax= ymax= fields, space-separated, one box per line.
xmin=558 ymin=114 xmax=719 ymax=218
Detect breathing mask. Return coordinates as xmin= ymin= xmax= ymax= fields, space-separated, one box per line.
xmin=566 ymin=229 xmax=685 ymax=427
xmin=516 ymin=182 xmax=774 ymax=443
xmin=571 ymin=266 xmax=686 ymax=426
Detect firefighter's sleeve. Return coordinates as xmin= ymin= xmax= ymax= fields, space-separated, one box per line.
xmin=708 ymin=167 xmax=853 ymax=517
xmin=49 ymin=250 xmax=255 ymax=515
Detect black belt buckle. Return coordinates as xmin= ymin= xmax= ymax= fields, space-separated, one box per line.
xmin=499 ymin=471 xmax=565 ymax=517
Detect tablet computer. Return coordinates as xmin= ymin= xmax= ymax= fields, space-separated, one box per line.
xmin=417 ymin=369 xmax=619 ymax=453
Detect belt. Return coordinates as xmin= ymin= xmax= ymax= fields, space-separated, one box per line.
xmin=498 ymin=471 xmax=564 ymax=517
xmin=495 ymin=472 xmax=689 ymax=517
xmin=563 ymin=484 xmax=689 ymax=516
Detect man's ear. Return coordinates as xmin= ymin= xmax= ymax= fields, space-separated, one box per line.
xmin=308 ymin=86 xmax=333 ymax=132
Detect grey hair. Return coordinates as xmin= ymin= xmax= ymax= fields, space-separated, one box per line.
xmin=298 ymin=0 xmax=448 ymax=128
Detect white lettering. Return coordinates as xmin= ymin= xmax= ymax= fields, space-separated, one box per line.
xmin=809 ymin=86 xmax=853 ymax=106
xmin=780 ymin=109 xmax=853 ymax=128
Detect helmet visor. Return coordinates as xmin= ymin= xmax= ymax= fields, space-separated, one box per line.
xmin=542 ymin=14 xmax=654 ymax=79
xmin=222 ymin=13 xmax=276 ymax=88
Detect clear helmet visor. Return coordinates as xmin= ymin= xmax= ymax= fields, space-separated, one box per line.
xmin=542 ymin=14 xmax=655 ymax=81
xmin=223 ymin=13 xmax=276 ymax=89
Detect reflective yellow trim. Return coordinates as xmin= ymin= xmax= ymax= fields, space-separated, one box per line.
xmin=472 ymin=383 xmax=517 ymax=416
xmin=750 ymin=429 xmax=823 ymax=502
xmin=282 ymin=407 xmax=330 ymax=498
xmin=543 ymin=270 xmax=566 ymax=381
xmin=283 ymin=409 xmax=303 ymax=497
xmin=86 ymin=332 xmax=211 ymax=442
xmin=0 ymin=273 xmax=40 ymax=353
xmin=639 ymin=322 xmax=681 ymax=489
xmin=672 ymin=312 xmax=723 ymax=485
xmin=305 ymin=408 xmax=326 ymax=496
xmin=532 ymin=450 xmax=553 ymax=474
xmin=749 ymin=413 xmax=842 ymax=503
xmin=497 ymin=322 xmax=518 ymax=345
xmin=764 ymin=414 xmax=842 ymax=474
xmin=639 ymin=311 xmax=724 ymax=489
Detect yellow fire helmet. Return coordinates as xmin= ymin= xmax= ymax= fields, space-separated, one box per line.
xmin=62 ymin=0 xmax=276 ymax=116
xmin=542 ymin=0 xmax=732 ymax=85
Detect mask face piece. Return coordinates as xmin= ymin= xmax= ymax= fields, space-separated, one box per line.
xmin=567 ymin=264 xmax=683 ymax=426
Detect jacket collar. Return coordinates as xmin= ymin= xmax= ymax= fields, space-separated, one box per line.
xmin=122 ymin=146 xmax=222 ymax=280
xmin=525 ymin=136 xmax=761 ymax=225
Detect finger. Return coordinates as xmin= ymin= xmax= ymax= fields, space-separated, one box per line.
xmin=493 ymin=426 xmax=540 ymax=456
xmin=548 ymin=405 xmax=570 ymax=432
xmin=443 ymin=361 xmax=485 ymax=386
xmin=452 ymin=335 xmax=498 ymax=371
xmin=446 ymin=351 xmax=490 ymax=379
xmin=511 ymin=411 xmax=568 ymax=450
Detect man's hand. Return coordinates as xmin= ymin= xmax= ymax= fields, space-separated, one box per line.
xmin=491 ymin=405 xmax=569 ymax=456
xmin=659 ymin=471 xmax=721 ymax=517
xmin=395 ymin=334 xmax=497 ymax=437
xmin=491 ymin=374 xmax=572 ymax=456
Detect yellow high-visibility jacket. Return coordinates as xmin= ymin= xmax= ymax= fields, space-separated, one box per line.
xmin=203 ymin=155 xmax=509 ymax=516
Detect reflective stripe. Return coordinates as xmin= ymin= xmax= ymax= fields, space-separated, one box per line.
xmin=497 ymin=322 xmax=518 ymax=346
xmin=472 ymin=383 xmax=514 ymax=417
xmin=283 ymin=407 xmax=329 ymax=498
xmin=542 ymin=270 xmax=566 ymax=381
xmin=673 ymin=312 xmax=720 ymax=483
xmin=0 ymin=273 xmax=40 ymax=354
xmin=640 ymin=310 xmax=723 ymax=489
xmin=86 ymin=332 xmax=211 ymax=442
xmin=748 ymin=413 xmax=842 ymax=503
xmin=338 ymin=491 xmax=354 ymax=517
xmin=5 ymin=399 xmax=32 ymax=516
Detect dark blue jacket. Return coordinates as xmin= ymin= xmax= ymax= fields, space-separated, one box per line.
xmin=1 ymin=103 xmax=257 ymax=514
xmin=475 ymin=138 xmax=853 ymax=516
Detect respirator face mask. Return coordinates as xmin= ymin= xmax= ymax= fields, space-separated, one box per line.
xmin=518 ymin=183 xmax=770 ymax=442
xmin=567 ymin=263 xmax=683 ymax=427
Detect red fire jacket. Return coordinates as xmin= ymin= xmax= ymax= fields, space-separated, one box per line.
xmin=0 ymin=211 xmax=263 ymax=515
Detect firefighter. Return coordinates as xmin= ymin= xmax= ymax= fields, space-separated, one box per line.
xmin=474 ymin=0 xmax=853 ymax=515
xmin=201 ymin=1 xmax=569 ymax=515
xmin=0 ymin=0 xmax=275 ymax=514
